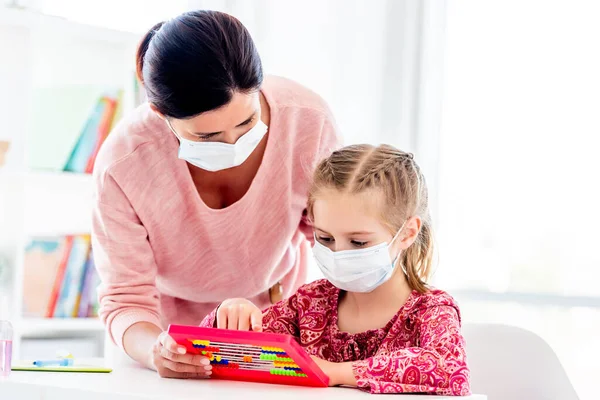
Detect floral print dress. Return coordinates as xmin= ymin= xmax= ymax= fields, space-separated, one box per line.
xmin=201 ymin=279 xmax=470 ymax=395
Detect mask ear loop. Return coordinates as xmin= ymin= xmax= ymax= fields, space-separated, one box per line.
xmin=390 ymin=220 xmax=409 ymax=276
xmin=165 ymin=118 xmax=182 ymax=142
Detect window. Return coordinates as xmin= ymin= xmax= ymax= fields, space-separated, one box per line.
xmin=437 ymin=1 xmax=600 ymax=398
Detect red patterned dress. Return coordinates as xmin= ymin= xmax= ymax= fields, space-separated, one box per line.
xmin=200 ymin=279 xmax=470 ymax=395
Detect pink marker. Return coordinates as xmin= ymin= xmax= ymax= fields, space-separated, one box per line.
xmin=0 ymin=320 xmax=13 ymax=377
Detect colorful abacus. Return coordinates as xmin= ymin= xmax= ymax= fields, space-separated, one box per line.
xmin=168 ymin=325 xmax=329 ymax=387
xmin=188 ymin=339 xmax=305 ymax=376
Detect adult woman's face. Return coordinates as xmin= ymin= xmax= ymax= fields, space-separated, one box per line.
xmin=162 ymin=91 xmax=262 ymax=145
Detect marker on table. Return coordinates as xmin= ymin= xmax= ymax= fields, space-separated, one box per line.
xmin=33 ymin=358 xmax=74 ymax=367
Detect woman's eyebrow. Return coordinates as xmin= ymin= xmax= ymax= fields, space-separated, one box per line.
xmin=235 ymin=112 xmax=256 ymax=127
xmin=192 ymin=112 xmax=256 ymax=136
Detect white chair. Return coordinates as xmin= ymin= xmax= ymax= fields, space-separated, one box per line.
xmin=463 ymin=323 xmax=579 ymax=400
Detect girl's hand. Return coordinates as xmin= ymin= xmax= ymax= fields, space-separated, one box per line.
xmin=216 ymin=298 xmax=263 ymax=331
xmin=311 ymin=356 xmax=357 ymax=387
xmin=150 ymin=331 xmax=212 ymax=379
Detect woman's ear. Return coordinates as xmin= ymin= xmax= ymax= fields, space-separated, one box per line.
xmin=396 ymin=216 xmax=422 ymax=252
xmin=149 ymin=103 xmax=165 ymax=120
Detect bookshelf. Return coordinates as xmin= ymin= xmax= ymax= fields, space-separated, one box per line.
xmin=0 ymin=5 xmax=141 ymax=359
xmin=17 ymin=318 xmax=104 ymax=338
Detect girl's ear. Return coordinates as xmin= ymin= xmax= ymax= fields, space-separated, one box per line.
xmin=395 ymin=216 xmax=422 ymax=252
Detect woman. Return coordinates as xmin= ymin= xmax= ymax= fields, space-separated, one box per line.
xmin=92 ymin=10 xmax=340 ymax=378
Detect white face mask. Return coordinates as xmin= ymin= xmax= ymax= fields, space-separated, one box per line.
xmin=167 ymin=119 xmax=268 ymax=172
xmin=313 ymin=228 xmax=405 ymax=293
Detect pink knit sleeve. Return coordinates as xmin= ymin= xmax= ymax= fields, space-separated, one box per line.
xmin=352 ymin=306 xmax=471 ymax=395
xmin=92 ymin=172 xmax=162 ymax=349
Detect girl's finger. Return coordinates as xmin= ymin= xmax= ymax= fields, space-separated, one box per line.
xmin=216 ymin=305 xmax=228 ymax=330
xmin=251 ymin=308 xmax=263 ymax=332
xmin=227 ymin=305 xmax=239 ymax=330
xmin=237 ymin=305 xmax=251 ymax=331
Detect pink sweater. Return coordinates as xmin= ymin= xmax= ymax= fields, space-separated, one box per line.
xmin=201 ymin=280 xmax=471 ymax=395
xmin=92 ymin=76 xmax=340 ymax=349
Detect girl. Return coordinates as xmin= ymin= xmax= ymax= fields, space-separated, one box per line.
xmin=200 ymin=144 xmax=470 ymax=395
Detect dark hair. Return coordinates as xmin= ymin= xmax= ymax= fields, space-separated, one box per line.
xmin=136 ymin=10 xmax=263 ymax=119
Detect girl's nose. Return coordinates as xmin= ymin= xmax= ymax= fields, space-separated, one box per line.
xmin=334 ymin=244 xmax=350 ymax=252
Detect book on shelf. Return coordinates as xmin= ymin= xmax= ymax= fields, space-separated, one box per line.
xmin=46 ymin=236 xmax=73 ymax=318
xmin=75 ymin=249 xmax=97 ymax=318
xmin=22 ymin=235 xmax=100 ymax=319
xmin=64 ymin=92 xmax=121 ymax=174
xmin=29 ymin=84 xmax=122 ymax=173
xmin=54 ymin=235 xmax=91 ymax=318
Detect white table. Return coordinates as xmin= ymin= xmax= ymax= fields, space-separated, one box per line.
xmin=1 ymin=358 xmax=487 ymax=400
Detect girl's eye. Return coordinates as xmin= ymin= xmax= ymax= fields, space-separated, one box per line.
xmin=351 ymin=240 xmax=368 ymax=247
xmin=318 ymin=236 xmax=333 ymax=243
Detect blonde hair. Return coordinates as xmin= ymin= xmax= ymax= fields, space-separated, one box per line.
xmin=307 ymin=144 xmax=433 ymax=293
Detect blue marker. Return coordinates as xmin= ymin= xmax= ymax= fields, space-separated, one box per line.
xmin=33 ymin=358 xmax=74 ymax=367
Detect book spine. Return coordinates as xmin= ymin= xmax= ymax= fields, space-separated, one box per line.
xmin=76 ymin=251 xmax=96 ymax=318
xmin=72 ymin=249 xmax=93 ymax=318
xmin=64 ymin=98 xmax=106 ymax=173
xmin=108 ymin=89 xmax=124 ymax=131
xmin=53 ymin=235 xmax=91 ymax=318
xmin=46 ymin=236 xmax=74 ymax=318
xmin=84 ymin=96 xmax=118 ymax=174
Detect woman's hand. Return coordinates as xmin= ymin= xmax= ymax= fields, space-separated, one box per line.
xmin=216 ymin=298 xmax=263 ymax=331
xmin=310 ymin=356 xmax=357 ymax=387
xmin=150 ymin=331 xmax=212 ymax=379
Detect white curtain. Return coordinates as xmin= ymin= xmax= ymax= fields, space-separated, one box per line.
xmin=188 ymin=1 xmax=446 ymax=195
xmin=187 ymin=0 xmax=446 ymax=283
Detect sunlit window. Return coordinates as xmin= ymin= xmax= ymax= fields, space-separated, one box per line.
xmin=436 ymin=1 xmax=600 ymax=398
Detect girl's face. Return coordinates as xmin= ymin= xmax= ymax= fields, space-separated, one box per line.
xmin=312 ymin=189 xmax=420 ymax=255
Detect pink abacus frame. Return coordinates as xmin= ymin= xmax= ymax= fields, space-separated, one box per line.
xmin=167 ymin=324 xmax=329 ymax=388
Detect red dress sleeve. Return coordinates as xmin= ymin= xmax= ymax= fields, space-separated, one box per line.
xmin=261 ymin=294 xmax=300 ymax=338
xmin=199 ymin=308 xmax=218 ymax=328
xmin=351 ymin=305 xmax=471 ymax=395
